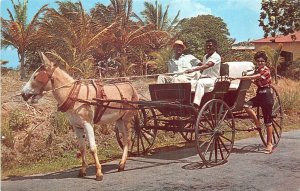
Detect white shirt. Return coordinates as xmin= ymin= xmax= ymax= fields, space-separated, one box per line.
xmin=201 ymin=51 xmax=221 ymax=79
xmin=168 ymin=54 xmax=200 ymax=73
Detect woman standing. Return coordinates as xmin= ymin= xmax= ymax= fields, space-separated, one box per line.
xmin=233 ymin=51 xmax=274 ymax=154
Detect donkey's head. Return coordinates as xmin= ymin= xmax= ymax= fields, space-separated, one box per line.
xmin=21 ymin=52 xmax=57 ymax=103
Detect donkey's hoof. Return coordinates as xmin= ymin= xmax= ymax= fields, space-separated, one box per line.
xmin=118 ymin=164 xmax=125 ymax=172
xmin=96 ymin=174 xmax=103 ymax=181
xmin=78 ymin=172 xmax=87 ymax=177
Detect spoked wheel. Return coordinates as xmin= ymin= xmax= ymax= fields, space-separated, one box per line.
xmin=195 ymin=99 xmax=235 ymax=166
xmin=257 ymin=86 xmax=283 ymax=147
xmin=116 ymin=105 xmax=158 ymax=156
xmin=180 ymin=121 xmax=195 ymax=142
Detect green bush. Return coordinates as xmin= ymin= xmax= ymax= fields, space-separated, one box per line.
xmin=50 ymin=112 xmax=71 ymax=135
xmin=1 ymin=121 xmax=15 ymax=148
xmin=9 ymin=109 xmax=30 ymax=131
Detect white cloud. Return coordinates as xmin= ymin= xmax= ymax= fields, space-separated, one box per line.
xmin=223 ymin=0 xmax=261 ymax=12
xmin=133 ymin=0 xmax=211 ymax=19
xmin=169 ymin=0 xmax=212 ymax=18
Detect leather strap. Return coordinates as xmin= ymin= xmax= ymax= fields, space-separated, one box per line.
xmin=57 ymin=81 xmax=82 ymax=112
xmin=92 ymin=80 xmax=108 ymax=124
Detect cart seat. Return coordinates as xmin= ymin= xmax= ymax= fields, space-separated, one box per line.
xmin=149 ymin=83 xmax=193 ymax=116
xmin=224 ymin=61 xmax=255 ymax=90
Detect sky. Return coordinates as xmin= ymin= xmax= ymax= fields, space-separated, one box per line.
xmin=0 ymin=0 xmax=264 ymax=69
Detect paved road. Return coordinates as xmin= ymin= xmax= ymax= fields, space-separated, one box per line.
xmin=2 ymin=130 xmax=300 ymax=191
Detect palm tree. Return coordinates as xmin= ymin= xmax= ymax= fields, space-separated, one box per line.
xmin=133 ymin=0 xmax=180 ymax=32
xmin=1 ymin=0 xmax=47 ymax=79
xmin=149 ymin=46 xmax=173 ymax=73
xmin=37 ymin=1 xmax=117 ymax=78
xmin=91 ymin=0 xmax=171 ymax=76
xmin=258 ymin=43 xmax=283 ymax=84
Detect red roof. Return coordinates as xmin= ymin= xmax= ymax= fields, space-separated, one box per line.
xmin=252 ymin=31 xmax=300 ymax=43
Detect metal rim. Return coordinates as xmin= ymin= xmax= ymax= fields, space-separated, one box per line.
xmin=116 ymin=106 xmax=158 ymax=156
xmin=195 ymin=99 xmax=235 ymax=166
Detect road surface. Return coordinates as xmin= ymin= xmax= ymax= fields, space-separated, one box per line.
xmin=2 ymin=130 xmax=300 ymax=191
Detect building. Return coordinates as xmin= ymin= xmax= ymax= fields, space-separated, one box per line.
xmin=252 ymin=31 xmax=300 ymax=63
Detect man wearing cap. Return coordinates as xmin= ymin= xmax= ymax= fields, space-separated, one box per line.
xmin=157 ymin=40 xmax=201 ymax=86
xmin=185 ymin=39 xmax=221 ymax=106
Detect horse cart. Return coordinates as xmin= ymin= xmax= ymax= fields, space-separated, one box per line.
xmin=20 ymin=54 xmax=283 ymax=180
xmin=111 ymin=62 xmax=283 ymax=166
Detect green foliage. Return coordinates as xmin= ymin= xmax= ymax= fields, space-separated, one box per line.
xmin=223 ymin=50 xmax=255 ymax=63
xmin=259 ymin=0 xmax=300 ymax=38
xmin=134 ymin=0 xmax=180 ymax=32
xmin=149 ymin=46 xmax=173 ymax=73
xmin=177 ymin=15 xmax=234 ymax=59
xmin=285 ymin=59 xmax=300 ymax=80
xmin=1 ymin=121 xmax=15 ymax=148
xmin=50 ymin=112 xmax=71 ymax=136
xmin=1 ymin=1 xmax=47 ymax=79
xmin=9 ymin=109 xmax=30 ymax=131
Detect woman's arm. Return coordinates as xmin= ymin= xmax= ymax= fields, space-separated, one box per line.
xmin=234 ymin=73 xmax=261 ymax=80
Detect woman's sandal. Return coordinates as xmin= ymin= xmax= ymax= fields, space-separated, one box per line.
xmin=263 ymin=145 xmax=273 ymax=154
xmin=247 ymin=126 xmax=261 ymax=132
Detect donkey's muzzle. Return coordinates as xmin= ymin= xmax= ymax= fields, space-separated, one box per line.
xmin=21 ymin=93 xmax=33 ymax=101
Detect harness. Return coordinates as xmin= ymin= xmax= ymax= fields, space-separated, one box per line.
xmin=92 ymin=80 xmax=108 ymax=124
xmin=35 ymin=66 xmax=136 ymax=123
xmin=57 ymin=81 xmax=82 ymax=112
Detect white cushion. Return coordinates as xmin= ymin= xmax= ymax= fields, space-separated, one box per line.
xmin=224 ymin=62 xmax=255 ymax=90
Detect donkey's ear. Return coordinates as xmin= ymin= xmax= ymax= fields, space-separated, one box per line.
xmin=39 ymin=52 xmax=52 ymax=67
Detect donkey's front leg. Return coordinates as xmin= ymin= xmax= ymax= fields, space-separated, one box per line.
xmin=84 ymin=122 xmax=103 ymax=181
xmin=74 ymin=127 xmax=88 ymax=177
xmin=116 ymin=119 xmax=132 ymax=172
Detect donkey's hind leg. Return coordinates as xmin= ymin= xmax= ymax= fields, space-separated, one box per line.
xmin=83 ymin=122 xmax=103 ymax=181
xmin=74 ymin=127 xmax=88 ymax=177
xmin=116 ymin=116 xmax=133 ymax=172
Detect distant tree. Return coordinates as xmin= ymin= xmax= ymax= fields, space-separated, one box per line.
xmin=91 ymin=0 xmax=171 ymax=76
xmin=133 ymin=0 xmax=180 ymax=32
xmin=259 ymin=0 xmax=300 ymax=38
xmin=177 ymin=15 xmax=234 ymax=59
xmin=148 ymin=46 xmax=173 ymax=73
xmin=37 ymin=1 xmax=117 ymax=78
xmin=1 ymin=0 xmax=47 ymax=79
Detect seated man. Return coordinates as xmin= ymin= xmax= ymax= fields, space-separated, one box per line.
xmin=185 ymin=39 xmax=221 ymax=105
xmin=157 ymin=40 xmax=201 ymax=88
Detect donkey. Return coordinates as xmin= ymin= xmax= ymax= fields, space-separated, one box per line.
xmin=21 ymin=53 xmax=139 ymax=181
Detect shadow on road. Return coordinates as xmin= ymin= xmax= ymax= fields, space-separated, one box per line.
xmin=232 ymin=143 xmax=265 ymax=154
xmin=3 ymin=143 xmax=267 ymax=181
xmin=4 ymin=163 xmax=119 ymax=181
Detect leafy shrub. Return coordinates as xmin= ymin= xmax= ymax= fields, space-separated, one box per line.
xmin=9 ymin=109 xmax=30 ymax=131
xmin=1 ymin=121 xmax=15 ymax=148
xmin=50 ymin=112 xmax=71 ymax=135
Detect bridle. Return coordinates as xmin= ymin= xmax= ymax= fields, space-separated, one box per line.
xmin=34 ymin=65 xmax=58 ymax=93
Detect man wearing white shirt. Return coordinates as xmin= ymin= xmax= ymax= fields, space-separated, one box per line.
xmin=185 ymin=39 xmax=221 ymax=105
xmin=157 ymin=40 xmax=201 ymax=85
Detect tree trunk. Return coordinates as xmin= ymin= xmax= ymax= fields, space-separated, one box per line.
xmin=19 ymin=51 xmax=26 ymax=80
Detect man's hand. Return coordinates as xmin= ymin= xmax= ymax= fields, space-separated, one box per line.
xmin=185 ymin=69 xmax=194 ymax=74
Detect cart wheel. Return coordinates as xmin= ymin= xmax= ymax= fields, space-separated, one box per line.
xmin=257 ymin=86 xmax=283 ymax=147
xmin=115 ymin=106 xmax=157 ymax=156
xmin=195 ymin=99 xmax=235 ymax=166
xmin=180 ymin=122 xmax=195 ymax=142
